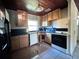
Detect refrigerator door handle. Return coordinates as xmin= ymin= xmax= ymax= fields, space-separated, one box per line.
xmin=2 ymin=43 xmax=7 ymax=51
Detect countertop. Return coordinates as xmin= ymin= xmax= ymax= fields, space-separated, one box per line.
xmin=38 ymin=31 xmax=68 ymax=36
xmin=11 ymin=29 xmax=68 ymax=37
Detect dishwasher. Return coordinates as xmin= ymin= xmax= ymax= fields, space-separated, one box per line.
xmin=29 ymin=32 xmax=38 ymax=46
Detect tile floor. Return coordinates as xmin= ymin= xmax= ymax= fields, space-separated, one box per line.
xmin=11 ymin=42 xmax=79 ymax=59
xmin=11 ymin=43 xmax=50 ymax=59
xmin=72 ymin=41 xmax=79 ymax=59
xmin=32 ymin=45 xmax=72 ymax=59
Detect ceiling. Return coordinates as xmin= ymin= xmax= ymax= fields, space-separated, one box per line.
xmin=74 ymin=0 xmax=79 ymax=11
xmin=1 ymin=0 xmax=68 ymax=16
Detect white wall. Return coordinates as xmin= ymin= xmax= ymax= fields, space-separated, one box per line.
xmin=68 ymin=0 xmax=78 ymax=55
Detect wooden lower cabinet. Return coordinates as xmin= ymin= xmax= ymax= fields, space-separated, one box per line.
xmin=19 ymin=35 xmax=29 ymax=48
xmin=45 ymin=33 xmax=51 ymax=44
xmin=38 ymin=32 xmax=51 ymax=44
xmin=11 ymin=36 xmax=20 ymax=51
xmin=38 ymin=33 xmax=46 ymax=42
xmin=11 ymin=35 xmax=29 ymax=51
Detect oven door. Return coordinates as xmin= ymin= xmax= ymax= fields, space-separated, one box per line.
xmin=52 ymin=34 xmax=67 ymax=49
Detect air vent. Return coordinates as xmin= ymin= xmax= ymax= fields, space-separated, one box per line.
xmin=45 ymin=8 xmax=51 ymax=12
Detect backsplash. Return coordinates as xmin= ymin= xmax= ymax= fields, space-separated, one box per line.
xmin=55 ymin=28 xmax=68 ymax=31
xmin=39 ymin=26 xmax=68 ymax=33
xmin=11 ymin=28 xmax=27 ymax=36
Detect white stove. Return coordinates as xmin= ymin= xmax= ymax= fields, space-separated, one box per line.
xmin=51 ymin=31 xmax=70 ymax=55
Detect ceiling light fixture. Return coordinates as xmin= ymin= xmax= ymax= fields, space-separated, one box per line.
xmin=26 ymin=0 xmax=44 ymax=12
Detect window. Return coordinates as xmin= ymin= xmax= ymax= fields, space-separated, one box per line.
xmin=27 ymin=14 xmax=40 ymax=31
xmin=28 ymin=20 xmax=38 ymax=31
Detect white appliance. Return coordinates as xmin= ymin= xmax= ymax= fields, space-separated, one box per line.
xmin=29 ymin=32 xmax=38 ymax=46
xmin=52 ymin=31 xmax=70 ymax=55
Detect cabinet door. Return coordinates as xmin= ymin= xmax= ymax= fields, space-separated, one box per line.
xmin=17 ymin=10 xmax=27 ymax=27
xmin=38 ymin=33 xmax=45 ymax=42
xmin=19 ymin=35 xmax=29 ymax=48
xmin=52 ymin=34 xmax=67 ymax=49
xmin=53 ymin=9 xmax=61 ymax=20
xmin=46 ymin=33 xmax=51 ymax=44
xmin=48 ymin=12 xmax=53 ymax=21
xmin=11 ymin=36 xmax=20 ymax=51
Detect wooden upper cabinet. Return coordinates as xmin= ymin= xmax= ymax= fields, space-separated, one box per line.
xmin=48 ymin=9 xmax=61 ymax=21
xmin=17 ymin=10 xmax=27 ymax=27
xmin=53 ymin=9 xmax=61 ymax=20
xmin=48 ymin=12 xmax=53 ymax=21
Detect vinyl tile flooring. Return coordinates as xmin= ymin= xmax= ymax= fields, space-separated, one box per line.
xmin=11 ymin=42 xmax=50 ymax=59
xmin=11 ymin=42 xmax=79 ymax=59
xmin=72 ymin=41 xmax=79 ymax=59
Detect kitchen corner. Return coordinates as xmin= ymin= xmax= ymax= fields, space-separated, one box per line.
xmin=38 ymin=27 xmax=70 ymax=54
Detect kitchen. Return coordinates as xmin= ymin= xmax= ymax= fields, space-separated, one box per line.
xmin=10 ymin=7 xmax=70 ymax=54
xmin=0 ymin=0 xmax=79 ymax=59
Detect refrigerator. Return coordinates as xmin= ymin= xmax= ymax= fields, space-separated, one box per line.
xmin=0 ymin=18 xmax=10 ymax=59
